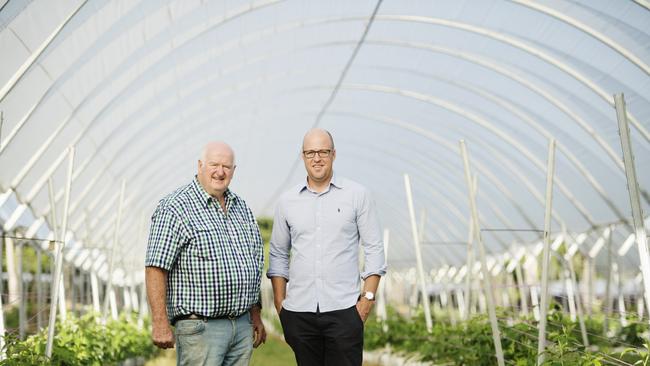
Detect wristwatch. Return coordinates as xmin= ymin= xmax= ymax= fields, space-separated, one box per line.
xmin=361 ymin=291 xmax=375 ymax=301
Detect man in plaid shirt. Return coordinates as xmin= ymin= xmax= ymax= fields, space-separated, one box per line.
xmin=145 ymin=141 xmax=266 ymax=366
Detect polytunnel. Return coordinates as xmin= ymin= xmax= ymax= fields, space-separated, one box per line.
xmin=0 ymin=0 xmax=649 ymax=364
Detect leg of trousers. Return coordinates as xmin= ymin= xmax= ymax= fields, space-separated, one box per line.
xmin=280 ymin=305 xmax=363 ymax=366
xmin=175 ymin=313 xmax=253 ymax=366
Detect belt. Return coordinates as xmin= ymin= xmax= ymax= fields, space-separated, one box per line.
xmin=172 ymin=312 xmax=243 ymax=325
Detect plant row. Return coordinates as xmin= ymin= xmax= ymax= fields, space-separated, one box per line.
xmin=364 ymin=308 xmax=650 ymax=365
xmin=1 ymin=313 xmax=157 ymax=366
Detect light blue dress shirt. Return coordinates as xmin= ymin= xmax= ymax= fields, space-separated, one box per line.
xmin=267 ymin=174 xmax=387 ymax=312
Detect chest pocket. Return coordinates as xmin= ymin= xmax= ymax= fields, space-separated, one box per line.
xmin=191 ymin=226 xmax=221 ymax=260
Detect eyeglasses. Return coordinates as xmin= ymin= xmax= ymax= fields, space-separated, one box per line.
xmin=302 ymin=149 xmax=332 ymax=159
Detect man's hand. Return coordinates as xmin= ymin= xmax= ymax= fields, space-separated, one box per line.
xmin=274 ymin=300 xmax=283 ymax=315
xmin=251 ymin=306 xmax=267 ymax=348
xmin=356 ymin=298 xmax=374 ymax=323
xmin=151 ymin=320 xmax=175 ymax=349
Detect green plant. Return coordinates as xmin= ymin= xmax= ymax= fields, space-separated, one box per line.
xmin=1 ymin=313 xmax=157 ymax=365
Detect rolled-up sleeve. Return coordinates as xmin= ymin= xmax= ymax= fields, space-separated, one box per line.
xmin=266 ymin=200 xmax=291 ymax=280
xmin=357 ymin=188 xmax=387 ymax=279
xmin=145 ymin=204 xmax=185 ymax=270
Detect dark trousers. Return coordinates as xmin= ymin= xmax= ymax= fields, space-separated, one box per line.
xmin=279 ymin=305 xmax=364 ymax=366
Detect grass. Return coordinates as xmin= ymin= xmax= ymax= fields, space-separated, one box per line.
xmin=251 ymin=336 xmax=297 ymax=366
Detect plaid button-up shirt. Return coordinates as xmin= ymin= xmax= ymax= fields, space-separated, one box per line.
xmin=145 ymin=177 xmax=264 ymax=321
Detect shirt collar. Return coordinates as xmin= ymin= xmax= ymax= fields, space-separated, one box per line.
xmin=299 ymin=172 xmax=343 ymax=193
xmin=192 ymin=176 xmax=236 ymax=208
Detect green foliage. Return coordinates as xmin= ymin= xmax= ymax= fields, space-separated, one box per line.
xmin=256 ymin=217 xmax=273 ymax=271
xmin=364 ymin=308 xmax=649 ymax=365
xmin=1 ymin=313 xmax=157 ymax=366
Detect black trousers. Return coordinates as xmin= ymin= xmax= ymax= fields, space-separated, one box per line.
xmin=279 ymin=305 xmax=364 ymax=366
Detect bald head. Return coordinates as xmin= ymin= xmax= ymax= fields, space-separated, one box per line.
xmin=301 ymin=128 xmax=336 ymax=190
xmin=201 ymin=141 xmax=236 ymax=165
xmin=197 ymin=141 xmax=236 ymax=199
xmin=302 ymin=128 xmax=335 ymax=151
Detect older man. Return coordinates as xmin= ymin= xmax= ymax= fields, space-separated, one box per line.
xmin=145 ymin=141 xmax=266 ymax=366
xmin=267 ymin=128 xmax=387 ymax=366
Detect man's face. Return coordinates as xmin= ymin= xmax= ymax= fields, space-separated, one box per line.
xmin=302 ymin=132 xmax=335 ymax=184
xmin=197 ymin=147 xmax=235 ymax=198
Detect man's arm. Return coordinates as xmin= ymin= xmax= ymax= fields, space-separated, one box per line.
xmin=146 ymin=266 xmax=174 ymax=349
xmin=356 ymin=274 xmax=380 ymax=322
xmin=267 ymin=200 xmax=291 ymax=314
xmin=270 ymin=277 xmax=287 ymax=314
xmin=355 ymin=188 xmax=387 ymax=322
xmin=250 ymin=304 xmax=267 ymax=348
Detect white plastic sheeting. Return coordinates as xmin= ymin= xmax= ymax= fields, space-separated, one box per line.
xmin=0 ymin=0 xmax=649 ymax=280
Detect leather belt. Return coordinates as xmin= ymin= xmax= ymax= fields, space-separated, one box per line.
xmin=172 ymin=312 xmax=243 ymax=325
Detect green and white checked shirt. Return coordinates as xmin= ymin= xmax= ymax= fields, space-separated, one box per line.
xmin=145 ymin=177 xmax=264 ymax=321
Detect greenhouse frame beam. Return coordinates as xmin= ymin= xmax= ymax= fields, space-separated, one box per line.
xmin=460 ymin=141 xmax=505 ymax=366
xmin=614 ymin=94 xmax=650 ymax=322
xmin=45 ymin=147 xmax=74 ymax=357
xmin=404 ymin=174 xmax=433 ymax=332
xmin=340 ymin=83 xmax=595 ymax=225
xmin=102 ymin=180 xmax=126 ymax=322
xmin=371 ymin=15 xmax=650 ymax=143
xmin=0 ymin=0 xmax=89 ymax=104
xmin=537 ymin=139 xmax=556 ymax=365
xmin=7 ymin=12 xmax=644 ymax=216
xmin=16 ymin=34 xmax=624 ymax=237
xmin=509 ymin=0 xmax=650 ymax=76
xmin=0 ymin=0 xmax=284 ymax=155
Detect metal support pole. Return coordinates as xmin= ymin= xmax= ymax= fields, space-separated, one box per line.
xmin=36 ymin=249 xmax=43 ymax=330
xmin=17 ymin=242 xmax=25 ymax=340
xmin=463 ymin=176 xmax=478 ymax=321
xmin=537 ymin=139 xmax=556 ymax=365
xmin=46 ymin=147 xmax=74 ymax=358
xmin=102 ymin=180 xmax=126 ymax=321
xmin=614 ymin=93 xmax=650 ymax=322
xmin=90 ymin=271 xmax=100 ymax=313
xmin=5 ymin=237 xmax=18 ymax=308
xmin=403 ymin=174 xmax=433 ymax=332
xmin=604 ymin=228 xmax=613 ymax=336
xmin=614 ymin=262 xmax=628 ymax=326
xmin=515 ymin=263 xmax=529 ymax=317
xmin=138 ymin=281 xmax=147 ymax=329
xmin=567 ymin=258 xmax=589 ymax=346
xmin=459 ymin=140 xmax=505 ymax=366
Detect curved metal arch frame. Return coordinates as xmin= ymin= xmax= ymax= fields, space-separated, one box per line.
xmin=508 ymin=0 xmax=650 ymax=76
xmin=370 ymin=14 xmax=650 ymax=143
xmin=335 ymin=82 xmax=595 ymax=225
xmin=5 ymin=11 xmax=648 ymax=205
xmin=2 ymin=6 xmax=644 ymax=274
xmin=3 ymin=14 xmax=644 ymax=229
xmin=0 ymin=0 xmax=286 ymax=155
xmin=27 ymin=51 xmax=608 ymax=239
xmin=340 ymin=135 xmax=522 ymax=252
xmin=357 ymin=63 xmax=625 ymax=222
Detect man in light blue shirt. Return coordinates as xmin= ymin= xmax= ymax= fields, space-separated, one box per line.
xmin=267 ymin=128 xmax=387 ymax=366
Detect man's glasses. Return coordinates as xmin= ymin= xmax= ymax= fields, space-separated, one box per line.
xmin=303 ymin=149 xmax=332 ymax=159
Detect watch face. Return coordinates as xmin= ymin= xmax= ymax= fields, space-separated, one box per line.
xmin=364 ymin=292 xmax=374 ymax=300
